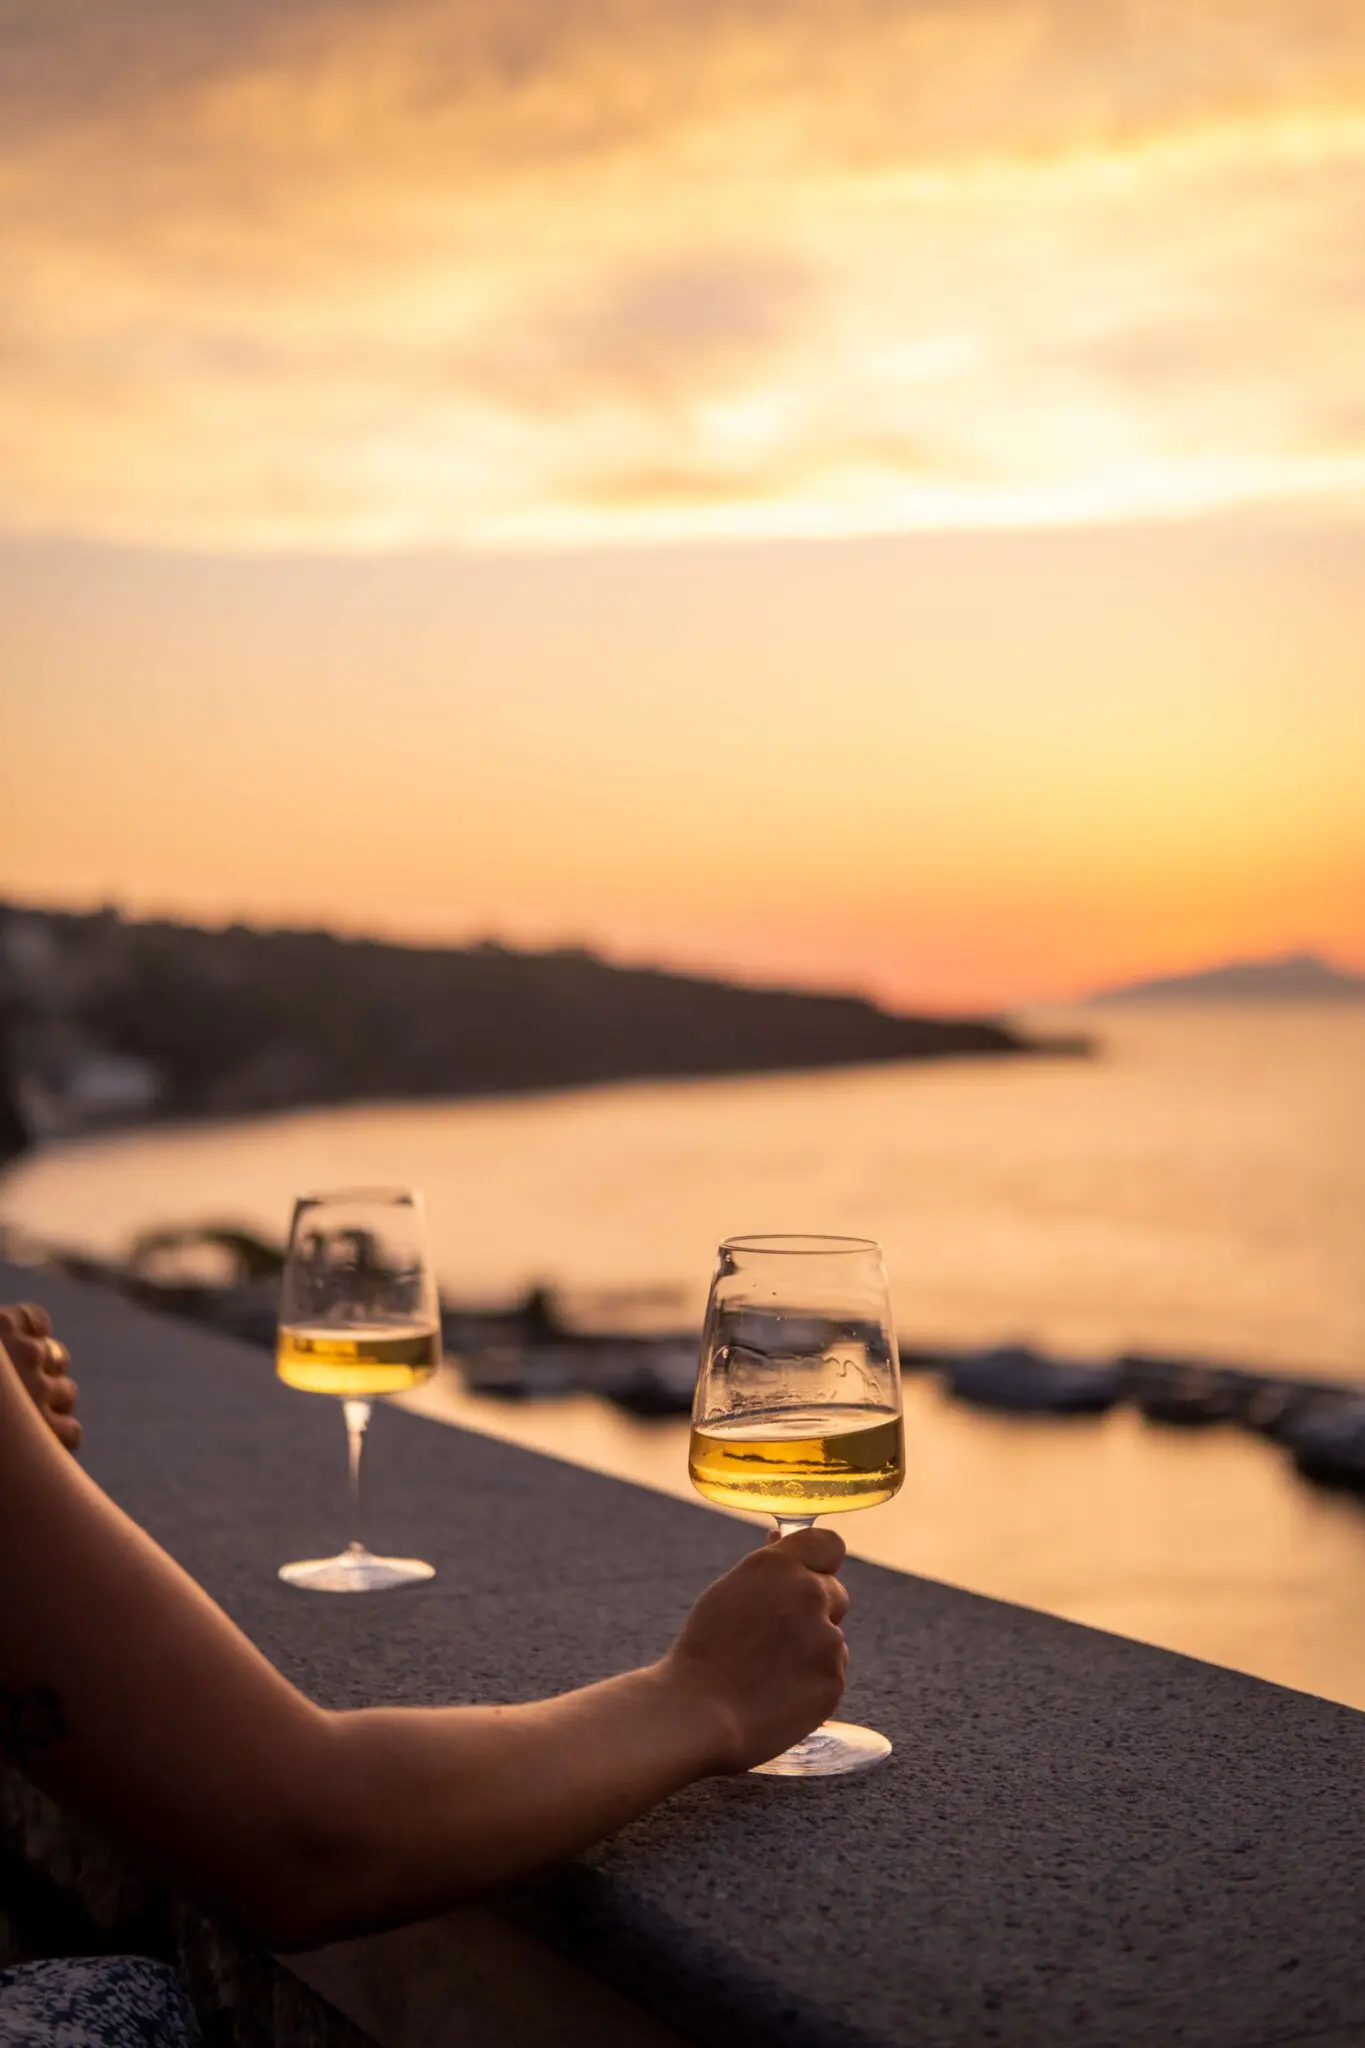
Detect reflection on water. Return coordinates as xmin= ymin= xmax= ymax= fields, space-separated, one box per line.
xmin=4 ymin=1001 xmax=1364 ymax=1704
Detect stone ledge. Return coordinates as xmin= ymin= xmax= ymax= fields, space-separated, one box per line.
xmin=5 ymin=1261 xmax=1365 ymax=2048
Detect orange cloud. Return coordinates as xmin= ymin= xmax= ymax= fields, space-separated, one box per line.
xmin=2 ymin=1 xmax=1365 ymax=548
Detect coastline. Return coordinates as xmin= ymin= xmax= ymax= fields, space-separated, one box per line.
xmin=0 ymin=900 xmax=1082 ymax=1156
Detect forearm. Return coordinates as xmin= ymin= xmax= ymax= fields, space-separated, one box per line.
xmin=0 ymin=1346 xmax=729 ymax=1950
xmin=1 ymin=1344 xmax=841 ymax=1956
xmin=300 ymin=1660 xmax=726 ymax=1946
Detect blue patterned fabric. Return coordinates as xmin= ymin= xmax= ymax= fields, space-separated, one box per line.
xmin=0 ymin=1958 xmax=201 ymax=2047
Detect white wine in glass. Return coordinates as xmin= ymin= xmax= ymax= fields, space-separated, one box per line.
xmin=276 ymin=1188 xmax=439 ymax=1593
xmin=690 ymin=1233 xmax=905 ymax=1776
xmin=277 ymin=1323 xmax=440 ymax=1398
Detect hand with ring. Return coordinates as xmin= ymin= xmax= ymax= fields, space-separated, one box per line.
xmin=0 ymin=1302 xmax=81 ymax=1454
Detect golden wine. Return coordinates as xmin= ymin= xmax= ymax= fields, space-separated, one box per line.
xmin=688 ymin=1405 xmax=904 ymax=1516
xmin=277 ymin=1322 xmax=440 ymax=1398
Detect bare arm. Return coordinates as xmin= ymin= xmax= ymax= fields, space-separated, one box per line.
xmin=0 ymin=1340 xmax=848 ymax=1949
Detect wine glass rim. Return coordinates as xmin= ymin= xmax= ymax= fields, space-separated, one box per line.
xmin=720 ymin=1232 xmax=881 ymax=1256
xmin=293 ymin=1186 xmax=421 ymax=1207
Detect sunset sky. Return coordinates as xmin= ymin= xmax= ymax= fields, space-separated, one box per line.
xmin=3 ymin=1 xmax=1364 ymax=1006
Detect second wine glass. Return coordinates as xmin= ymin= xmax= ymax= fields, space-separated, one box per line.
xmin=689 ymin=1233 xmax=905 ymax=1776
xmin=276 ymin=1188 xmax=440 ymax=1592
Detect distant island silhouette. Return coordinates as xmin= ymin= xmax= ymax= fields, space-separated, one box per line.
xmin=0 ymin=904 xmax=1084 ymax=1153
xmin=1087 ymin=950 xmax=1365 ymax=1005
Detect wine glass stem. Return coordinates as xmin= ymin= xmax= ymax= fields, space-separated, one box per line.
xmin=342 ymin=1398 xmax=372 ymax=1557
xmin=770 ymin=1515 xmax=821 ymax=1758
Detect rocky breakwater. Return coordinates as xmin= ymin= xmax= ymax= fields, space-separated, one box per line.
xmin=932 ymin=1341 xmax=1365 ymax=1493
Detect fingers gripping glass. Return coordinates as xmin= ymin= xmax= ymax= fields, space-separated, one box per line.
xmin=690 ymin=1235 xmax=905 ymax=1776
xmin=276 ymin=1189 xmax=440 ymax=1592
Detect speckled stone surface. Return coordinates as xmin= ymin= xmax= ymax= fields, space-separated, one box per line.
xmin=7 ymin=1261 xmax=1365 ymax=2048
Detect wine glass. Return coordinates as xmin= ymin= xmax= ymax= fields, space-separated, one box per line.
xmin=689 ymin=1233 xmax=904 ymax=1776
xmin=276 ymin=1188 xmax=440 ymax=1592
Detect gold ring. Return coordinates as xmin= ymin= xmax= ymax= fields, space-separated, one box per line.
xmin=43 ymin=1338 xmax=71 ymax=1372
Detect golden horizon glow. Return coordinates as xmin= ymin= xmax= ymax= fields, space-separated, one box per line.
xmin=5 ymin=517 xmax=1363 ymax=1008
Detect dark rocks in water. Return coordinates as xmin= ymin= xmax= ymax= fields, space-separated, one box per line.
xmin=86 ymin=1224 xmax=290 ymax=1349
xmin=1280 ymin=1400 xmax=1365 ymax=1491
xmin=1119 ymin=1354 xmax=1244 ymax=1427
xmin=129 ymin=1224 xmax=285 ymax=1283
xmin=595 ymin=1342 xmax=700 ymax=1417
xmin=896 ymin=1344 xmax=951 ymax=1374
xmin=174 ymin=1281 xmax=282 ymax=1351
xmin=944 ymin=1346 xmax=1121 ymax=1415
xmin=1118 ymin=1355 xmax=1361 ymax=1437
xmin=1136 ymin=1382 xmax=1241 ymax=1427
xmin=458 ymin=1346 xmax=585 ymax=1402
xmin=1116 ymin=1354 xmax=1365 ymax=1492
xmin=456 ymin=1329 xmax=697 ymax=1416
xmin=1239 ymin=1382 xmax=1337 ymax=1441
xmin=92 ymin=1265 xmax=284 ymax=1352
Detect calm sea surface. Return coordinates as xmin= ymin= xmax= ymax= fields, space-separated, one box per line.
xmin=5 ymin=1003 xmax=1365 ymax=1706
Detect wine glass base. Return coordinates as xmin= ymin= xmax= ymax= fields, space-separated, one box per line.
xmin=278 ymin=1547 xmax=435 ymax=1593
xmin=750 ymin=1720 xmax=892 ymax=1777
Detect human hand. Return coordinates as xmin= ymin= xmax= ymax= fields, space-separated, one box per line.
xmin=662 ymin=1528 xmax=849 ymax=1773
xmin=0 ymin=1303 xmax=81 ymax=1454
